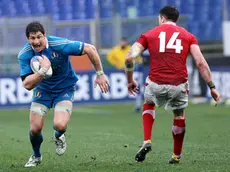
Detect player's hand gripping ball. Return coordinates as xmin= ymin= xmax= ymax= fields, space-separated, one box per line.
xmin=30 ymin=55 xmax=52 ymax=78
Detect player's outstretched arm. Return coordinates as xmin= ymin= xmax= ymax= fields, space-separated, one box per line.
xmin=190 ymin=44 xmax=220 ymax=102
xmin=125 ymin=42 xmax=144 ymax=95
xmin=82 ymin=43 xmax=109 ymax=93
xmin=22 ymin=55 xmax=51 ymax=90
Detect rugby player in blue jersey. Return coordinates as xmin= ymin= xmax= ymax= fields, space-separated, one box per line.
xmin=18 ymin=21 xmax=109 ymax=167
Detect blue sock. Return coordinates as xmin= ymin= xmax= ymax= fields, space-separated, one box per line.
xmin=53 ymin=126 xmax=66 ymax=138
xmin=29 ymin=132 xmax=43 ymax=158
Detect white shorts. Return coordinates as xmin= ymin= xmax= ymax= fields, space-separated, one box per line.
xmin=144 ymin=77 xmax=189 ymax=110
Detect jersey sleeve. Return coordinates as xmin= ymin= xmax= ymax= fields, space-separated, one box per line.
xmin=189 ymin=33 xmax=198 ymax=46
xmin=18 ymin=55 xmax=33 ymax=77
xmin=136 ymin=33 xmax=148 ymax=50
xmin=48 ymin=36 xmax=84 ymax=56
xmin=62 ymin=40 xmax=85 ymax=56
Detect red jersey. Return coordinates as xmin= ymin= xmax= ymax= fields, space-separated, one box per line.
xmin=137 ymin=23 xmax=198 ymax=85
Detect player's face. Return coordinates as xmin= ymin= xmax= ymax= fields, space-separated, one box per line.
xmin=28 ymin=32 xmax=46 ymax=52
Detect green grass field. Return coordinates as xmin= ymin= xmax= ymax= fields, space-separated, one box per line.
xmin=0 ymin=103 xmax=229 ymax=172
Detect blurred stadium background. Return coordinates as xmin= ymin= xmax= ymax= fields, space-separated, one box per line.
xmin=0 ymin=1 xmax=230 ymax=171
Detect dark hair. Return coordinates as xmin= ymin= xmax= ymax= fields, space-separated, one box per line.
xmin=159 ymin=6 xmax=179 ymax=22
xmin=25 ymin=21 xmax=45 ymax=38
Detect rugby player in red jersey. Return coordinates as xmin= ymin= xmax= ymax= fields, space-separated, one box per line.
xmin=125 ymin=6 xmax=220 ymax=163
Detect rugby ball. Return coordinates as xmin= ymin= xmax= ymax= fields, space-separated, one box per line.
xmin=30 ymin=56 xmax=52 ymax=78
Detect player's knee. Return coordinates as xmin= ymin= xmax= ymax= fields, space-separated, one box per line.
xmin=30 ymin=102 xmax=49 ymax=116
xmin=54 ymin=102 xmax=73 ymax=115
xmin=30 ymin=125 xmax=42 ymax=135
xmin=173 ymin=109 xmax=185 ymax=119
xmin=30 ymin=119 xmax=43 ymax=133
xmin=53 ymin=122 xmax=66 ymax=131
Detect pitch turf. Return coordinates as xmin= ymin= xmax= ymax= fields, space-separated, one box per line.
xmin=0 ymin=103 xmax=229 ymax=172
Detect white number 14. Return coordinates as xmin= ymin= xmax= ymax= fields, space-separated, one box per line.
xmin=158 ymin=32 xmax=183 ymax=54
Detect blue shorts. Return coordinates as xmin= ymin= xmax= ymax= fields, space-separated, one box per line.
xmin=32 ymin=86 xmax=75 ymax=109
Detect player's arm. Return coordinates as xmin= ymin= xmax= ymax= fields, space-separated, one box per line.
xmin=62 ymin=40 xmax=104 ymax=75
xmin=22 ymin=73 xmax=44 ymax=91
xmin=125 ymin=42 xmax=145 ymax=83
xmin=82 ymin=43 xmax=109 ymax=93
xmin=190 ymin=44 xmax=213 ymax=86
xmin=21 ymin=55 xmax=51 ymax=90
xmin=190 ymin=44 xmax=220 ymax=102
xmin=82 ymin=43 xmax=104 ymax=75
xmin=125 ymin=42 xmax=145 ymax=95
xmin=62 ymin=40 xmax=109 ymax=93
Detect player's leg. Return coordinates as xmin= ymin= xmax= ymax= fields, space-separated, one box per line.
xmin=165 ymin=82 xmax=189 ymax=164
xmin=53 ymin=100 xmax=72 ymax=155
xmin=53 ymin=87 xmax=74 ymax=155
xmin=135 ymin=77 xmax=166 ymax=162
xmin=142 ymin=100 xmax=155 ymax=143
xmin=135 ymin=99 xmax=155 ymax=162
xmin=25 ymin=102 xmax=49 ymax=167
xmin=53 ymin=100 xmax=71 ymax=136
xmin=169 ymin=108 xmax=186 ymax=164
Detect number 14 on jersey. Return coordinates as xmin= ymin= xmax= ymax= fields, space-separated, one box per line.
xmin=158 ymin=32 xmax=183 ymax=54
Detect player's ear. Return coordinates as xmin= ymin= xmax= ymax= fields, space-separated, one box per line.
xmin=162 ymin=16 xmax=167 ymax=23
xmin=158 ymin=15 xmax=161 ymax=24
xmin=158 ymin=15 xmax=164 ymax=24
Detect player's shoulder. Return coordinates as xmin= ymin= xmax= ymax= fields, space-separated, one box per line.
xmin=176 ymin=25 xmax=190 ymax=33
xmin=140 ymin=28 xmax=156 ymax=37
xmin=167 ymin=25 xmax=197 ymax=39
xmin=47 ymin=35 xmax=75 ymax=48
xmin=18 ymin=43 xmax=33 ymax=59
xmin=143 ymin=25 xmax=167 ymax=35
xmin=47 ymin=35 xmax=68 ymax=45
xmin=177 ymin=26 xmax=197 ymax=40
xmin=47 ymin=35 xmax=68 ymax=42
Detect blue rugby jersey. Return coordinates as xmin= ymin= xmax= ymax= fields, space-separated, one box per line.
xmin=18 ymin=36 xmax=84 ymax=93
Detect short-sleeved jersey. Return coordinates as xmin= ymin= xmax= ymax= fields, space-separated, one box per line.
xmin=137 ymin=23 xmax=198 ymax=85
xmin=18 ymin=36 xmax=84 ymax=93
